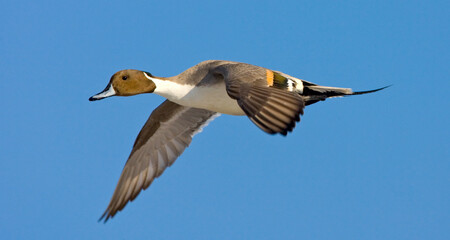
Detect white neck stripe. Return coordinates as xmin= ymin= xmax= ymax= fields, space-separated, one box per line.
xmin=143 ymin=72 xmax=195 ymax=101
xmin=143 ymin=72 xmax=153 ymax=80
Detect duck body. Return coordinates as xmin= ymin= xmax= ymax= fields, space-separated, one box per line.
xmin=146 ymin=60 xmax=306 ymax=116
xmin=89 ymin=60 xmax=388 ymax=222
xmin=149 ymin=63 xmax=246 ymax=115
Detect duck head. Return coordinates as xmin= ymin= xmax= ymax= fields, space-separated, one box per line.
xmin=89 ymin=70 xmax=156 ymax=101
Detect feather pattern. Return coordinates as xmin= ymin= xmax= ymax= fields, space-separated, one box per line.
xmin=212 ymin=63 xmax=305 ymax=135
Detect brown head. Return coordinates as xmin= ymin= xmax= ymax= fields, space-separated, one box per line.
xmin=89 ymin=69 xmax=156 ymax=101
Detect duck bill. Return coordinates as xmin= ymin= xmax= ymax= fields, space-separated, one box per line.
xmin=89 ymin=84 xmax=116 ymax=101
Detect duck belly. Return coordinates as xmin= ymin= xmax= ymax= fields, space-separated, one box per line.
xmin=176 ymin=84 xmax=245 ymax=116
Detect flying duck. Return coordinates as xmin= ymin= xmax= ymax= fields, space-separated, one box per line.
xmin=89 ymin=60 xmax=387 ymax=222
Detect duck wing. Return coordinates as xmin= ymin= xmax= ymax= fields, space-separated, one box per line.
xmin=214 ymin=63 xmax=304 ymax=135
xmin=100 ymin=100 xmax=218 ymax=222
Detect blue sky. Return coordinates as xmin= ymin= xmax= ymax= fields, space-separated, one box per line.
xmin=1 ymin=0 xmax=449 ymax=239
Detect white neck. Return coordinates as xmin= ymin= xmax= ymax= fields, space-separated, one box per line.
xmin=143 ymin=72 xmax=195 ymax=101
xmin=143 ymin=72 xmax=244 ymax=115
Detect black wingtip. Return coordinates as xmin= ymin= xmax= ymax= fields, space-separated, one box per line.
xmin=352 ymin=85 xmax=392 ymax=95
xmin=98 ymin=210 xmax=111 ymax=223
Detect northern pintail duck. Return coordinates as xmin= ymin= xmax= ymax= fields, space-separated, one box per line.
xmin=89 ymin=60 xmax=387 ymax=221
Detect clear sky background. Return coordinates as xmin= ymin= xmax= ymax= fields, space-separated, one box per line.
xmin=1 ymin=0 xmax=448 ymax=239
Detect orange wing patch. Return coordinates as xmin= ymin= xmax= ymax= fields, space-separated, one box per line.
xmin=266 ymin=69 xmax=274 ymax=86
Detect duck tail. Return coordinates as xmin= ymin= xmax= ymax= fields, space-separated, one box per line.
xmin=301 ymin=82 xmax=390 ymax=106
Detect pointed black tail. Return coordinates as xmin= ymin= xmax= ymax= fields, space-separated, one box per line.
xmin=351 ymin=85 xmax=391 ymax=95
xmin=302 ymin=83 xmax=390 ymax=106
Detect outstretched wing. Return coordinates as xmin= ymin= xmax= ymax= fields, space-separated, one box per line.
xmin=100 ymin=100 xmax=218 ymax=222
xmin=214 ymin=63 xmax=304 ymax=135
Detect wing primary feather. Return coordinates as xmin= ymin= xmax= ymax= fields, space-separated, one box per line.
xmin=237 ymin=86 xmax=303 ymax=134
xmin=257 ymin=110 xmax=290 ymax=130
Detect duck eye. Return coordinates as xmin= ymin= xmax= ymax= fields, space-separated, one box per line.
xmin=122 ymin=76 xmax=128 ymax=80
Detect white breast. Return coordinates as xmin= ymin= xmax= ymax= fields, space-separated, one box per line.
xmin=150 ymin=77 xmax=245 ymax=116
